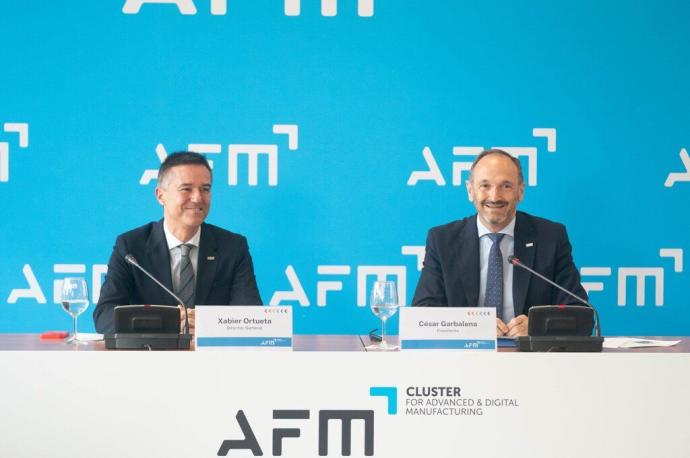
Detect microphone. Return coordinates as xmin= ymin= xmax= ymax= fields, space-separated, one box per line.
xmin=508 ymin=255 xmax=603 ymax=352
xmin=124 ymin=254 xmax=189 ymax=335
xmin=103 ymin=254 xmax=193 ymax=350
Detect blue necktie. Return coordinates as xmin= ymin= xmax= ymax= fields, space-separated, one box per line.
xmin=485 ymin=233 xmax=505 ymax=320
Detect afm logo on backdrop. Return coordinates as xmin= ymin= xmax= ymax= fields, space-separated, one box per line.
xmin=0 ymin=122 xmax=29 ymax=183
xmin=139 ymin=124 xmax=298 ymax=187
xmin=122 ymin=0 xmax=375 ymax=16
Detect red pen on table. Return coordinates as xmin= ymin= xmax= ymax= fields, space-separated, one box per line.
xmin=39 ymin=331 xmax=69 ymax=340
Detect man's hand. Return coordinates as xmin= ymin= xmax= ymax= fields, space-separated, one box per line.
xmin=506 ymin=314 xmax=528 ymax=337
xmin=496 ymin=318 xmax=509 ymax=336
xmin=178 ymin=305 xmax=196 ymax=335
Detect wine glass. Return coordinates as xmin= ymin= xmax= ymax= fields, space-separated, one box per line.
xmin=366 ymin=280 xmax=399 ymax=351
xmin=60 ymin=277 xmax=90 ymax=344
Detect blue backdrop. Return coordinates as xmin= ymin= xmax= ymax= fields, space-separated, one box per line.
xmin=1 ymin=0 xmax=688 ymax=335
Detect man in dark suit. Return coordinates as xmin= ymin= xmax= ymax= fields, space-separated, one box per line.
xmin=94 ymin=151 xmax=262 ymax=334
xmin=411 ymin=149 xmax=586 ymax=337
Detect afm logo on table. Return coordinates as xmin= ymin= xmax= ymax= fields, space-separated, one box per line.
xmin=217 ymin=386 xmax=396 ymax=456
xmin=218 ymin=410 xmax=374 ymax=456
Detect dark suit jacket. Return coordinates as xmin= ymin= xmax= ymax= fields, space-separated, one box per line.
xmin=93 ymin=220 xmax=262 ymax=333
xmin=411 ymin=211 xmax=587 ymax=317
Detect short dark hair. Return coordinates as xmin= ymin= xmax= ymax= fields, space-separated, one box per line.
xmin=157 ymin=151 xmax=212 ymax=188
xmin=469 ymin=148 xmax=524 ymax=184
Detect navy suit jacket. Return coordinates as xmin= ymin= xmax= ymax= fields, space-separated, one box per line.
xmin=411 ymin=211 xmax=587 ymax=317
xmin=94 ymin=220 xmax=262 ymax=333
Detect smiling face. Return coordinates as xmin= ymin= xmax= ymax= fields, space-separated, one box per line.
xmin=155 ymin=164 xmax=212 ymax=241
xmin=466 ymin=153 xmax=524 ymax=232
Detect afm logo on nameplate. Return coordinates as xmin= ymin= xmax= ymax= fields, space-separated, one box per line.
xmin=399 ymin=307 xmax=497 ymax=351
xmin=195 ymin=306 xmax=293 ymax=350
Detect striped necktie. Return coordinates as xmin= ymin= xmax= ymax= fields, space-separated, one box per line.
xmin=176 ymin=243 xmax=195 ymax=309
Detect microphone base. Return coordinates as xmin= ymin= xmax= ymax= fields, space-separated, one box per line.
xmin=105 ymin=333 xmax=192 ymax=350
xmin=516 ymin=336 xmax=604 ymax=352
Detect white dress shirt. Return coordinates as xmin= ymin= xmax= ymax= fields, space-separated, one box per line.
xmin=163 ymin=220 xmax=201 ymax=294
xmin=476 ymin=216 xmax=516 ymax=322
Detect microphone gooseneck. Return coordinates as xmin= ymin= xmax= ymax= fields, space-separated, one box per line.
xmin=507 ymin=255 xmax=601 ymax=337
xmin=124 ymin=254 xmax=190 ymax=335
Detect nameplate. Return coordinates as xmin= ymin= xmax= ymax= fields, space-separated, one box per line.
xmin=195 ymin=306 xmax=293 ymax=351
xmin=399 ymin=307 xmax=496 ymax=351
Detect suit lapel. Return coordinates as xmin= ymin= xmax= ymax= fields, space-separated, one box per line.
xmin=512 ymin=212 xmax=536 ymax=316
xmin=195 ymin=224 xmax=217 ymax=305
xmin=458 ymin=215 xmax=480 ymax=307
xmin=145 ymin=220 xmax=174 ymax=303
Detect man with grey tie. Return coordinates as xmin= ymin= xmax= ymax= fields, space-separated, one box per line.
xmin=411 ymin=149 xmax=587 ymax=337
xmin=94 ymin=151 xmax=262 ymax=334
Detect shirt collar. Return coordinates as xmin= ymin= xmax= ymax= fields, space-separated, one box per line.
xmin=162 ymin=220 xmax=201 ymax=250
xmin=476 ymin=214 xmax=516 ymax=238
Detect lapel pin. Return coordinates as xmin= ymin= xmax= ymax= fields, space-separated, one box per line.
xmin=207 ymin=256 xmax=215 ymax=261
xmin=525 ymin=242 xmax=534 ymax=248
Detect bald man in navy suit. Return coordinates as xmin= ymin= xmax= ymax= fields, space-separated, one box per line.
xmin=412 ymin=149 xmax=587 ymax=337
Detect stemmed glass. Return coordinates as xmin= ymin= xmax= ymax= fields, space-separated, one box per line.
xmin=366 ymin=280 xmax=400 ymax=351
xmin=60 ymin=277 xmax=90 ymax=344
